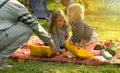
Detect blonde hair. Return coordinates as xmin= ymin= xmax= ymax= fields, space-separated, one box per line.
xmin=67 ymin=3 xmax=84 ymax=22
xmin=49 ymin=9 xmax=68 ymax=36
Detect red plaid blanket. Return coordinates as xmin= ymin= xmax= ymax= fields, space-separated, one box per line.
xmin=10 ymin=36 xmax=112 ymax=65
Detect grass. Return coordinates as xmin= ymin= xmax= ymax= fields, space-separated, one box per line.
xmin=1 ymin=1 xmax=120 ymax=73
xmin=1 ymin=58 xmax=120 ymax=73
xmin=86 ymin=15 xmax=120 ymax=40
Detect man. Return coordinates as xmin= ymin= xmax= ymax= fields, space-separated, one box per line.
xmin=0 ymin=0 xmax=57 ymax=70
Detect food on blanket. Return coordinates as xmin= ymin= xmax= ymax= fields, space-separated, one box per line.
xmin=65 ymin=40 xmax=94 ymax=58
xmin=29 ymin=44 xmax=52 ymax=57
xmin=101 ymin=49 xmax=113 ymax=60
xmin=105 ymin=48 xmax=116 ymax=56
xmin=104 ymin=40 xmax=117 ymax=51
xmin=94 ymin=44 xmax=105 ymax=50
xmin=104 ymin=41 xmax=111 ymax=46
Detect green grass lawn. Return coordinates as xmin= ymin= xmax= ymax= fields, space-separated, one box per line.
xmin=86 ymin=15 xmax=120 ymax=40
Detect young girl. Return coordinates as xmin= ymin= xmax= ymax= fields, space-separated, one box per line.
xmin=67 ymin=3 xmax=101 ymax=55
xmin=49 ymin=9 xmax=69 ymax=53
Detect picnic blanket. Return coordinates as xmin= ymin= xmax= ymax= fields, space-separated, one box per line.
xmin=10 ymin=36 xmax=120 ymax=65
xmin=11 ymin=47 xmax=108 ymax=66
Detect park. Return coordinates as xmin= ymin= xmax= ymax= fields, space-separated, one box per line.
xmin=0 ymin=0 xmax=120 ymax=73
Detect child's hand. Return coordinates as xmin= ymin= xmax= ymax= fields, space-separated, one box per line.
xmin=61 ymin=48 xmax=67 ymax=56
xmin=50 ymin=44 xmax=58 ymax=56
xmin=74 ymin=43 xmax=79 ymax=46
xmin=51 ymin=52 xmax=59 ymax=57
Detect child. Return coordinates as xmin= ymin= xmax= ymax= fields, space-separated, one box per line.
xmin=49 ymin=9 xmax=69 ymax=53
xmin=67 ymin=3 xmax=101 ymax=55
xmin=67 ymin=4 xmax=113 ymax=59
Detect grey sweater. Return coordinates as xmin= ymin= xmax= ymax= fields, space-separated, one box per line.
xmin=70 ymin=18 xmax=98 ymax=45
xmin=52 ymin=27 xmax=69 ymax=52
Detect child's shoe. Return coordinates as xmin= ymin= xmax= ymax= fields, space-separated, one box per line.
xmin=0 ymin=60 xmax=13 ymax=70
